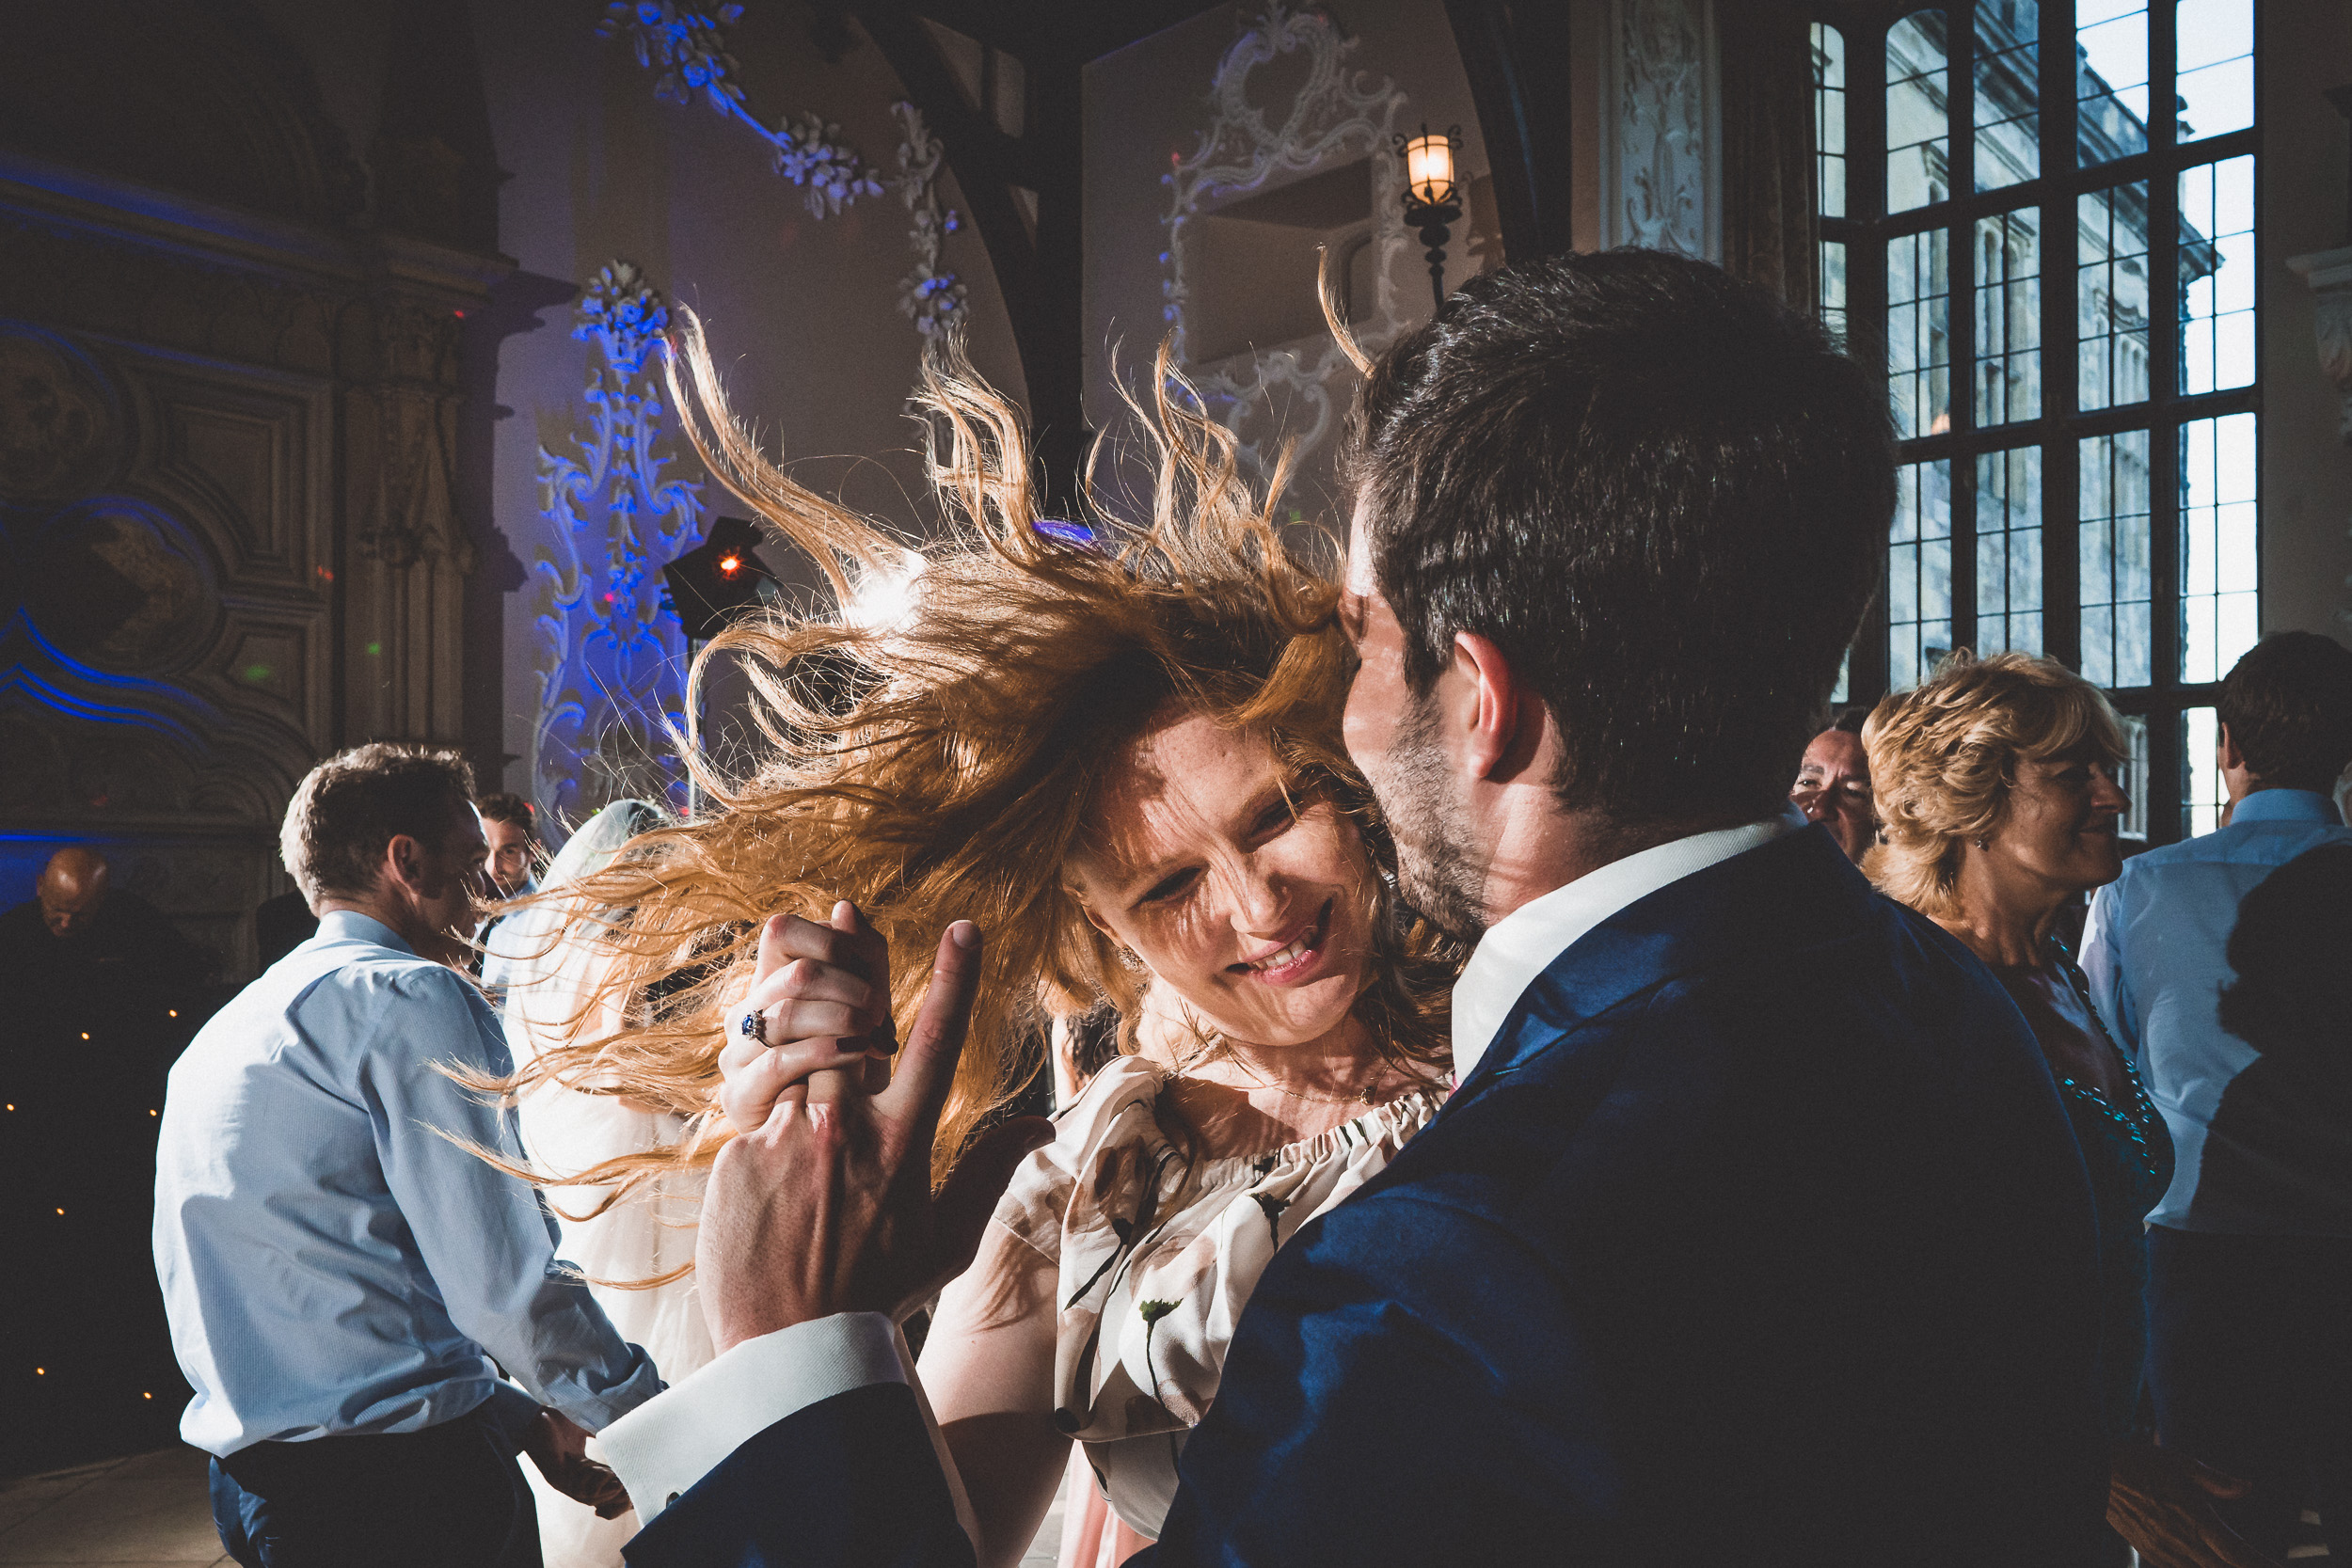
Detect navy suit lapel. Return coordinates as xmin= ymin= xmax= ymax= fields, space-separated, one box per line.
xmin=1447 ymin=826 xmax=1874 ymax=1109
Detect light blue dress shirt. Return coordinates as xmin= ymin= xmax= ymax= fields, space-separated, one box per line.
xmin=153 ymin=910 xmax=663 ymax=1456
xmin=2081 ymin=788 xmax=2352 ymax=1231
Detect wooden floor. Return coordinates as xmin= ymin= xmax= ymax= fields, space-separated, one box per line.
xmin=0 ymin=1446 xmax=1070 ymax=1567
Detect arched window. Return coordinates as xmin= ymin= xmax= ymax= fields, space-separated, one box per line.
xmin=1813 ymin=1 xmax=2258 ymax=841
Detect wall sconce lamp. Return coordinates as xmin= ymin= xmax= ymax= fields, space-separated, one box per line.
xmin=1396 ymin=123 xmax=1464 ymax=313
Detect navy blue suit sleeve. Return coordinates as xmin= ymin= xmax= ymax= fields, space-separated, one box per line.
xmin=621 ymin=1383 xmax=975 ymax=1568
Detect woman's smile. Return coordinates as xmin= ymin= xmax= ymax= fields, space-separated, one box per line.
xmin=1232 ymin=897 xmax=1335 ymax=986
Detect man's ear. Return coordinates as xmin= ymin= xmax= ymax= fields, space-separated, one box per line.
xmin=1454 ymin=630 xmax=1543 ymax=783
xmin=2217 ymin=722 xmax=2246 ymax=775
xmin=381 ymin=833 xmax=428 ymax=895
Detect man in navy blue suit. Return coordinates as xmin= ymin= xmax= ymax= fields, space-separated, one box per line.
xmin=599 ymin=251 xmax=2112 ymax=1565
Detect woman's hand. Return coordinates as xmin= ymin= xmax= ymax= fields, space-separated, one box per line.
xmin=719 ymin=901 xmax=897 ymax=1132
xmin=2107 ymin=1440 xmax=2283 ymax=1568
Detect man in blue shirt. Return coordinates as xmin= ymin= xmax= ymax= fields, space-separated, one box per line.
xmin=2083 ymin=631 xmax=2352 ymax=1560
xmin=154 ymin=744 xmax=663 ymax=1567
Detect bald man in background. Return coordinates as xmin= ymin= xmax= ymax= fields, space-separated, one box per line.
xmin=1791 ymin=714 xmax=1879 ymax=864
xmin=0 ymin=847 xmax=218 ymax=1469
xmin=0 ymin=846 xmax=215 ymax=1009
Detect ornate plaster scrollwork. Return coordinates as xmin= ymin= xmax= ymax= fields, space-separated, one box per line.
xmin=2286 ymin=247 xmax=2352 ymax=445
xmin=2285 ymin=245 xmax=2352 ymax=636
xmin=1162 ymin=4 xmax=1412 ymax=499
xmin=892 ymin=101 xmax=966 ymax=336
xmin=530 ymin=261 xmax=704 ymax=823
xmin=600 ymin=2 xmax=885 ymax=216
xmin=600 ymin=3 xmax=965 ymax=336
xmin=1597 ymin=0 xmax=1719 ymax=260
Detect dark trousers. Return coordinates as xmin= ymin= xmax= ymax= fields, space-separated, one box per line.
xmin=208 ymin=1404 xmax=541 ymax=1568
xmin=2147 ymin=1226 xmax=2352 ymax=1558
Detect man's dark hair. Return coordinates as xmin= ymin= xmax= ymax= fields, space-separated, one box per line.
xmin=1345 ymin=249 xmax=1896 ymax=825
xmin=280 ymin=744 xmax=477 ymax=903
xmin=2217 ymin=632 xmax=2352 ymax=795
xmin=476 ymin=792 xmax=537 ymax=833
xmin=1832 ymin=705 xmax=1871 ymax=736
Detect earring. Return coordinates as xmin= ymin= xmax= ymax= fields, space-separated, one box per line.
xmin=1974 ymin=836 xmax=1989 ymax=851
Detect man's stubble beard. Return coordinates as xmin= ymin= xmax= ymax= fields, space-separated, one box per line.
xmin=1375 ymin=691 xmax=1489 ymax=943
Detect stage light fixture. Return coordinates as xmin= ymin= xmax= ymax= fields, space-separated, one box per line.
xmin=662 ymin=516 xmax=777 ymax=644
xmin=1396 ymin=123 xmax=1465 ymax=313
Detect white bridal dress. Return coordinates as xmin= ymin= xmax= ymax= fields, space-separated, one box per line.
xmin=484 ymin=800 xmax=715 ymax=1568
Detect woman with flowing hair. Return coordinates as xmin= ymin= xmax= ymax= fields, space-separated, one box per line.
xmin=501 ymin=310 xmax=1458 ymax=1566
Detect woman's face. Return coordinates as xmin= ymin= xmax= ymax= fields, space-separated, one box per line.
xmin=1067 ymin=710 xmax=1376 ymax=1053
xmin=1985 ymin=745 xmax=2132 ymax=895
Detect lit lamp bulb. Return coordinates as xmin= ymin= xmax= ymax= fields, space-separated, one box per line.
xmin=1394 ymin=123 xmax=1466 ymax=313
xmin=1403 ymin=130 xmax=1457 ymax=208
xmin=718 ymin=554 xmax=741 ymax=578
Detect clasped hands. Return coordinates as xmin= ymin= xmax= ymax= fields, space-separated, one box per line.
xmin=701 ymin=901 xmax=1053 ymax=1354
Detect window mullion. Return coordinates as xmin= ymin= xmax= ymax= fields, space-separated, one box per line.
xmin=2042 ymin=0 xmax=2082 ymax=673
xmin=1947 ymin=6 xmax=1977 ymax=659
xmin=1851 ymin=16 xmax=1895 ymax=705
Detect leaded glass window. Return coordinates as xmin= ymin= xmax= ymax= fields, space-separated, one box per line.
xmin=1811 ymin=1 xmax=2260 ymax=843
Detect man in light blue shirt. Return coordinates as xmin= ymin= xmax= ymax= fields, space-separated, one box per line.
xmin=154 ymin=744 xmax=662 ymax=1568
xmin=2082 ymin=631 xmax=2352 ymax=1560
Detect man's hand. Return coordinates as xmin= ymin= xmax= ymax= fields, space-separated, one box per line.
xmin=698 ymin=914 xmax=1054 ymax=1353
xmin=521 ymin=1408 xmax=632 ymax=1520
xmin=2108 ymin=1440 xmax=2282 ymax=1568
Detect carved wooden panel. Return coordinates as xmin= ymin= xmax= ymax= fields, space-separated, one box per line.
xmin=1 ymin=320 xmax=334 ymax=979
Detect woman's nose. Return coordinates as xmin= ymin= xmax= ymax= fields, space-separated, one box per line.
xmin=1228 ymin=865 xmax=1290 ymax=934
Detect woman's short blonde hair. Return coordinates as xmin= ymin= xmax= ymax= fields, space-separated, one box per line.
xmin=1861 ymin=651 xmax=2129 ymax=917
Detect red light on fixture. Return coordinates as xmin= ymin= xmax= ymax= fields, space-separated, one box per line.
xmin=718 ymin=554 xmax=741 ymax=576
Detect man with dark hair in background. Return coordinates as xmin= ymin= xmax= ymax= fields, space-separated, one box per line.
xmin=471 ymin=792 xmax=541 ymax=982
xmin=153 ymin=743 xmax=660 ymax=1567
xmin=2085 ymin=630 xmax=2352 ymax=1560
xmin=601 ymin=251 xmax=2113 ymax=1567
xmin=476 ymin=793 xmax=542 ymax=901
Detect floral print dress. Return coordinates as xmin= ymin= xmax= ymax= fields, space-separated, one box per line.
xmin=993 ymin=1054 xmax=1444 ymax=1540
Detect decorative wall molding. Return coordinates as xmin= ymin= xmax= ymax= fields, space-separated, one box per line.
xmin=529 ymin=261 xmax=702 ymax=825
xmin=2284 ymin=245 xmax=2352 ymax=638
xmin=601 ymin=2 xmax=966 ymax=336
xmin=600 ymin=2 xmax=886 ymax=216
xmin=1595 ymin=0 xmax=1720 ymax=260
xmin=892 ymin=100 xmax=966 ymax=336
xmin=1162 ymin=4 xmax=1413 ymax=499
xmin=2287 ymin=246 xmax=2352 ymax=445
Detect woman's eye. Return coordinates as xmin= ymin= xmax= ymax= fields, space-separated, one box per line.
xmin=1141 ymin=868 xmax=1199 ymax=904
xmin=1252 ymin=801 xmax=1294 ymax=838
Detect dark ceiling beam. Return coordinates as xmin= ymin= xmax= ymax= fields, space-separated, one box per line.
xmin=1443 ymin=0 xmax=1578 ymax=261
xmin=851 ymin=2 xmax=1089 ymax=511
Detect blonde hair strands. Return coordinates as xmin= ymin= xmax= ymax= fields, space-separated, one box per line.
xmin=485 ymin=313 xmax=1454 ymax=1232
xmin=1861 ymin=650 xmax=2131 ymax=919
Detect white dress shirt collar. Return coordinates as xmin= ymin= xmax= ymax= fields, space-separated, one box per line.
xmin=1450 ymin=810 xmax=1806 ymax=1084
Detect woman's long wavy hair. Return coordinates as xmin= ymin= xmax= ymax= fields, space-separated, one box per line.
xmin=493 ymin=311 xmax=1457 ymax=1212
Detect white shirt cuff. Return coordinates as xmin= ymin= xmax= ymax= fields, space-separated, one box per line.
xmin=599 ymin=1312 xmax=905 ymax=1523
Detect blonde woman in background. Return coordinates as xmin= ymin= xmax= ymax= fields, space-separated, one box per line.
xmin=1865 ymin=652 xmax=2274 ymax=1568
xmin=482 ymin=800 xmax=715 ymax=1568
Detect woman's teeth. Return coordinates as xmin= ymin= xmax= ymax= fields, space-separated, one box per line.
xmin=1250 ymin=933 xmax=1312 ymax=971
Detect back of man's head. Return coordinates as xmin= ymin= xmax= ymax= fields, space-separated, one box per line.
xmin=1346 ymin=248 xmax=1895 ymax=826
xmin=2217 ymin=632 xmax=2352 ymax=796
xmin=281 ymin=744 xmax=477 ymax=905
